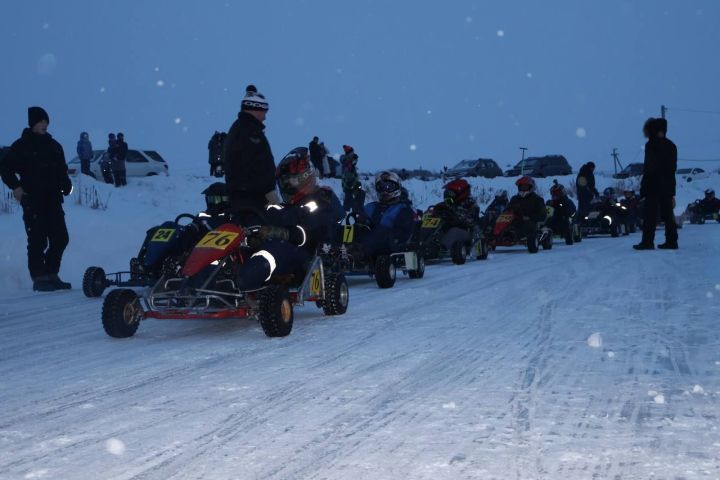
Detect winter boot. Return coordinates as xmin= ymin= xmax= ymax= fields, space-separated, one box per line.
xmin=48 ymin=274 xmax=72 ymax=290
xmin=657 ymin=242 xmax=678 ymax=250
xmin=33 ymin=275 xmax=56 ymax=292
xmin=632 ymin=243 xmax=654 ymax=250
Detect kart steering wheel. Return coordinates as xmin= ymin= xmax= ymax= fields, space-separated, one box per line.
xmin=174 ymin=213 xmax=197 ymax=225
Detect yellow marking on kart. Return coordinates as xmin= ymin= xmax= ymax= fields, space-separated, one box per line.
xmin=342 ymin=225 xmax=355 ymax=244
xmin=310 ymin=268 xmax=322 ymax=295
xmin=546 ymin=206 xmax=555 ymax=217
xmin=421 ymin=215 xmax=441 ymax=228
xmin=197 ymin=231 xmax=239 ymax=249
xmin=151 ymin=228 xmax=175 ymax=242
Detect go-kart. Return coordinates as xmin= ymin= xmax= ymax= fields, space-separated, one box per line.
xmin=101 ymin=222 xmax=349 ymax=339
xmin=487 ymin=209 xmax=552 ymax=253
xmin=329 ymin=214 xmax=424 ymax=289
xmin=410 ymin=205 xmax=488 ymax=264
xmin=686 ymin=201 xmax=720 ymax=225
xmin=577 ymin=201 xmax=628 ymax=237
xmin=83 ymin=213 xmax=207 ymax=298
xmin=544 ymin=205 xmax=581 ymax=245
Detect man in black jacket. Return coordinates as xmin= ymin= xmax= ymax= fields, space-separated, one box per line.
xmin=308 ymin=136 xmax=324 ymax=176
xmin=634 ymin=118 xmax=678 ymax=250
xmin=114 ymin=132 xmax=128 ymax=187
xmin=223 ymin=84 xmax=279 ymax=221
xmin=0 ymin=107 xmax=73 ymax=291
xmin=575 ymin=162 xmax=598 ymax=215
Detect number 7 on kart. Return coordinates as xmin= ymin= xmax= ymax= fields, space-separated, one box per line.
xmin=197 ymin=231 xmax=239 ymax=249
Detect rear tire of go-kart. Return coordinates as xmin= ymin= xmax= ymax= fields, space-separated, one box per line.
xmin=541 ymin=233 xmax=553 ymax=250
xmin=257 ymin=285 xmax=294 ymax=338
xmin=102 ymin=289 xmax=142 ymax=338
xmin=323 ymin=272 xmax=349 ymax=315
xmin=83 ymin=266 xmax=107 ymax=298
xmin=408 ymin=253 xmax=426 ymax=279
xmin=374 ymin=255 xmax=396 ymax=289
xmin=527 ymin=234 xmax=539 ymax=254
xmin=451 ymin=242 xmax=467 ymax=265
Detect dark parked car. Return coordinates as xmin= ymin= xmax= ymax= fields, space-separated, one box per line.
xmin=447 ymin=158 xmax=503 ymax=178
xmin=612 ymin=163 xmax=643 ymax=179
xmin=504 ymin=155 xmax=572 ymax=177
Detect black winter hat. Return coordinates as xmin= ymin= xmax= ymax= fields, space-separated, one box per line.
xmin=241 ymin=84 xmax=269 ymax=112
xmin=28 ymin=106 xmax=49 ymax=128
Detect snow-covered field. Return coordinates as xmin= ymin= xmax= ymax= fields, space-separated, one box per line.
xmin=1 ymin=173 xmax=720 ymax=479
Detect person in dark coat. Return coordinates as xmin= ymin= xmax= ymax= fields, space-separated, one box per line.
xmin=223 ymin=85 xmax=279 ymax=221
xmin=233 ymin=147 xmax=343 ymax=291
xmin=545 ymin=182 xmax=577 ymax=234
xmin=0 ymin=107 xmax=72 ymax=291
xmin=100 ymin=133 xmax=116 ymax=184
xmin=575 ymin=162 xmax=598 ymax=215
xmin=114 ymin=132 xmax=128 ymax=187
xmin=634 ymin=117 xmax=678 ymax=250
xmin=508 ymin=176 xmax=547 ymax=240
xmin=308 ymin=136 xmax=324 ymax=177
xmin=76 ymin=132 xmax=94 ymax=178
xmin=340 ymin=145 xmax=362 ymax=212
xmin=208 ymin=131 xmax=226 ymax=177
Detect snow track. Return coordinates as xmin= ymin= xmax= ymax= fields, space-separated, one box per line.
xmin=1 ymin=226 xmax=719 ymax=479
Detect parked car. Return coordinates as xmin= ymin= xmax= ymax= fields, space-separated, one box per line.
xmin=446 ymin=158 xmax=503 ymax=179
xmin=504 ymin=155 xmax=572 ymax=177
xmin=612 ymin=163 xmax=643 ymax=179
xmin=68 ymin=149 xmax=169 ymax=178
xmin=676 ymin=167 xmax=708 ymax=182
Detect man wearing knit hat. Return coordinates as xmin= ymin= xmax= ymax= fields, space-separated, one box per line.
xmin=0 ymin=107 xmax=73 ymax=291
xmin=223 ymin=84 xmax=279 ymax=218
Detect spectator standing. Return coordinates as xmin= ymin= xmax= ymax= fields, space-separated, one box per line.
xmin=76 ymin=131 xmax=94 ymax=178
xmin=114 ymin=132 xmax=128 ymax=187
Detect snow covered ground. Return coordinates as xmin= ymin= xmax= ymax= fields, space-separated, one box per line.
xmin=1 ymin=173 xmax=720 ymax=479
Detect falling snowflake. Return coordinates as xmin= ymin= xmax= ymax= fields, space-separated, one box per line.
xmin=99 ymin=87 xmax=106 ymax=93
xmin=497 ymin=30 xmax=505 ymax=37
xmin=156 ymin=80 xmax=165 ymax=87
xmin=707 ymin=292 xmax=714 ymax=299
xmin=427 ymin=110 xmax=432 ymax=115
xmin=154 ymin=66 xmax=160 ymax=72
xmin=182 ymin=126 xmax=189 ymax=132
xmin=174 ymin=118 xmax=181 ymax=124
xmin=526 ymin=72 xmax=533 ymax=79
xmin=465 ymin=17 xmax=473 ymax=23
xmin=409 ymin=144 xmax=417 ymax=151
xmin=576 ymin=127 xmax=587 ymax=138
xmin=42 ymin=23 xmax=50 ymax=29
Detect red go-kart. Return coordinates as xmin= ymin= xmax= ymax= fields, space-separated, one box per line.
xmin=487 ymin=209 xmax=552 ymax=254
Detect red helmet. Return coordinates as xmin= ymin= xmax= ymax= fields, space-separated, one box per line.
xmin=550 ymin=183 xmax=565 ymax=198
xmin=276 ymin=147 xmax=318 ymax=203
xmin=515 ymin=176 xmax=535 ymax=196
xmin=443 ymin=178 xmax=471 ymax=204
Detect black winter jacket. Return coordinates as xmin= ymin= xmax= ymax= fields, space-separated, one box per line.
xmin=508 ymin=192 xmax=547 ymax=223
xmin=223 ymin=112 xmax=276 ymax=210
xmin=576 ymin=164 xmax=598 ymax=198
xmin=0 ymin=129 xmax=71 ymax=208
xmin=640 ymin=136 xmax=677 ymax=198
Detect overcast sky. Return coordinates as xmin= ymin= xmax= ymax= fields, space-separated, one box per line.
xmin=2 ymin=1 xmax=719 ymax=174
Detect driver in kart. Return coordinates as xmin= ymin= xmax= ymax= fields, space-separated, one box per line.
xmin=233 ymin=147 xmax=343 ymax=291
xmin=544 ymin=182 xmax=577 ymax=233
xmin=507 ymin=175 xmax=547 ymax=239
xmin=352 ymin=170 xmax=416 ymax=259
xmin=433 ymin=178 xmax=481 ymax=230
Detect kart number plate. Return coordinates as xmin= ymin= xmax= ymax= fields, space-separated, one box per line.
xmin=498 ymin=214 xmax=514 ymax=223
xmin=421 ymin=216 xmax=440 ymax=228
xmin=342 ymin=225 xmax=355 ymax=244
xmin=197 ymin=231 xmax=239 ymax=249
xmin=151 ymin=228 xmax=176 ymax=242
xmin=545 ymin=206 xmax=555 ymax=217
xmin=310 ymin=269 xmax=322 ymax=295
xmin=587 ymin=211 xmax=600 ymax=219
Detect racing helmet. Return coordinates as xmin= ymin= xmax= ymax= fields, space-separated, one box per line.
xmin=623 ymin=189 xmax=635 ymax=199
xmin=550 ymin=183 xmax=565 ymax=199
xmin=276 ymin=147 xmax=318 ymax=203
xmin=374 ymin=171 xmax=402 ymax=204
xmin=515 ymin=176 xmax=535 ymax=197
xmin=603 ymin=187 xmax=616 ymax=199
xmin=495 ymin=189 xmax=508 ymax=200
xmin=705 ymin=188 xmax=715 ymax=199
xmin=443 ymin=178 xmax=471 ymax=205
xmin=202 ymin=182 xmax=230 ymax=214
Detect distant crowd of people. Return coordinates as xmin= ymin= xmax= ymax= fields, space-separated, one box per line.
xmin=75 ymin=131 xmax=129 ymax=187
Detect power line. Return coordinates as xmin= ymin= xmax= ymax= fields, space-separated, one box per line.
xmin=668 ymin=107 xmax=720 ymax=115
xmin=678 ymin=158 xmax=720 ymax=162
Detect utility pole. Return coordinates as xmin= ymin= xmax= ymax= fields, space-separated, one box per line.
xmin=661 ymin=105 xmax=667 ymax=119
xmin=611 ymin=148 xmax=623 ymax=176
xmin=519 ymin=147 xmax=528 ymax=175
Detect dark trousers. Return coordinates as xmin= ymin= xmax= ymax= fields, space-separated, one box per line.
xmin=641 ymin=195 xmax=677 ymax=245
xmin=343 ymin=188 xmax=365 ymax=214
xmin=113 ymin=170 xmax=127 ymax=187
xmin=80 ymin=159 xmax=93 ymax=177
xmin=22 ymin=203 xmax=69 ymax=280
xmin=237 ymin=240 xmax=310 ymax=290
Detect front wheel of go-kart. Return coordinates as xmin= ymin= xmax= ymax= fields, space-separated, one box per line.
xmin=408 ymin=254 xmax=425 ymax=278
xmin=323 ymin=272 xmax=349 ymax=315
xmin=374 ymin=255 xmax=397 ymax=289
xmin=83 ymin=266 xmax=107 ymax=298
xmin=450 ymin=242 xmax=468 ymax=265
xmin=476 ymin=239 xmax=489 ymax=260
xmin=527 ymin=234 xmax=539 ymax=254
xmin=102 ymin=289 xmax=142 ymax=338
xmin=257 ymin=285 xmax=294 ymax=338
